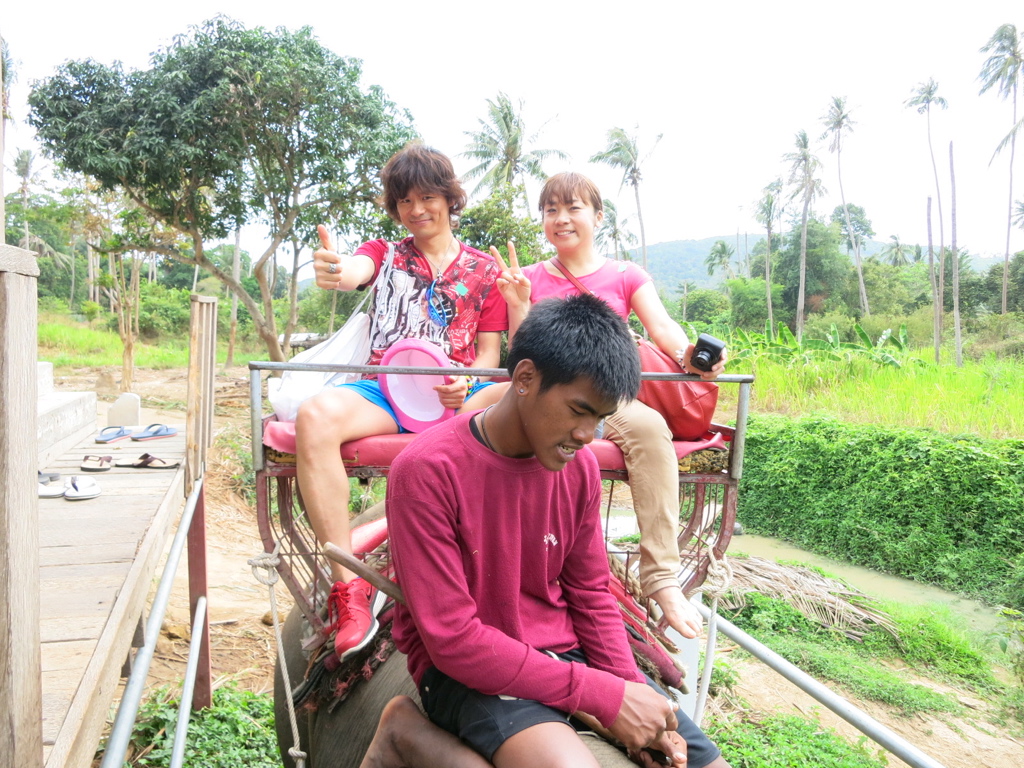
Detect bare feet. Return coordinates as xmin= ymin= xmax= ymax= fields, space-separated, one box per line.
xmin=649 ymin=586 xmax=702 ymax=639
xmin=360 ymin=696 xmax=489 ymax=768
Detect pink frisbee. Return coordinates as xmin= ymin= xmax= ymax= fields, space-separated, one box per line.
xmin=379 ymin=338 xmax=456 ymax=432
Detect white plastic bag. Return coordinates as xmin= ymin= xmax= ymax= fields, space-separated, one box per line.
xmin=267 ymin=244 xmax=395 ymax=422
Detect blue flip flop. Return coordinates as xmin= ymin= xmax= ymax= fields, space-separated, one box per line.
xmin=96 ymin=425 xmax=133 ymax=443
xmin=132 ymin=423 xmax=178 ymax=441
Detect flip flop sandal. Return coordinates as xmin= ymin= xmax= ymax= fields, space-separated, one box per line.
xmin=38 ymin=470 xmax=61 ymax=483
xmin=131 ymin=424 xmax=178 ymax=441
xmin=39 ymin=481 xmax=66 ymax=498
xmin=64 ymin=476 xmax=101 ymax=501
xmin=80 ymin=455 xmax=113 ymax=472
xmin=114 ymin=453 xmax=181 ymax=470
xmin=95 ymin=425 xmax=133 ymax=443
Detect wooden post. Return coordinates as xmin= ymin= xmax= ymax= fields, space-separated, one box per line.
xmin=186 ymin=296 xmax=217 ymax=710
xmin=0 ymin=244 xmax=43 ymax=767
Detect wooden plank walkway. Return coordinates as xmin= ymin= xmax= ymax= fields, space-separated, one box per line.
xmin=37 ymin=426 xmax=187 ymax=768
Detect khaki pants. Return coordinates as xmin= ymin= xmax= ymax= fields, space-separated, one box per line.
xmin=602 ymin=399 xmax=681 ymax=597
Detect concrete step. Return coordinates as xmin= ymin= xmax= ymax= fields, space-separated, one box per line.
xmin=38 ymin=388 xmax=97 ymax=470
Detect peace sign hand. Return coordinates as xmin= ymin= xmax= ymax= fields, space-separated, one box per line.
xmin=315 ymin=224 xmax=344 ymax=290
xmin=490 ymin=241 xmax=531 ymax=311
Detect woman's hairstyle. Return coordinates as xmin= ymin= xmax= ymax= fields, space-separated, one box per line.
xmin=537 ymin=172 xmax=604 ymax=214
xmin=379 ymin=142 xmax=468 ymax=222
xmin=506 ymin=293 xmax=640 ymax=402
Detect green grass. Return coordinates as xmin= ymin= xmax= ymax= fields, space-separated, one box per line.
xmin=38 ymin=319 xmax=266 ymax=369
xmin=720 ymin=353 xmax=1023 ymax=439
xmin=704 ymin=713 xmax=889 ymax=768
xmin=725 ymin=592 xmax=987 ymax=717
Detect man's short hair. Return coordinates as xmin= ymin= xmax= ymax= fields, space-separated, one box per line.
xmin=379 ymin=142 xmax=468 ymax=222
xmin=506 ymin=293 xmax=640 ymax=403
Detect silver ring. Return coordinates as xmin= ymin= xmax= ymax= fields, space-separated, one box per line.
xmin=327 ymin=262 xmax=337 ymax=275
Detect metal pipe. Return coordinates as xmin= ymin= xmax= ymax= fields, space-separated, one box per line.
xmin=99 ymin=478 xmax=206 ymax=768
xmin=693 ymin=601 xmax=948 ymax=768
xmin=170 ymin=596 xmax=208 ymax=768
xmin=251 ymin=368 xmax=264 ymax=473
xmin=248 ymin=360 xmax=755 ymax=384
xmin=730 ymin=381 xmax=752 ymax=480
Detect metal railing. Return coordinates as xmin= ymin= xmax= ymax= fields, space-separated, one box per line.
xmin=693 ymin=600 xmax=948 ymax=768
xmin=99 ymin=479 xmax=208 ymax=768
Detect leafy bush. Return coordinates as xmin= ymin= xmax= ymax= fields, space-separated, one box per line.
xmin=117 ymin=684 xmax=277 ymax=767
xmin=705 ymin=713 xmax=888 ymax=767
xmin=739 ymin=415 xmax=1024 ymax=607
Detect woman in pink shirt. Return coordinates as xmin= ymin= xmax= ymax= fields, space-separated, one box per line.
xmin=487 ymin=172 xmax=727 ymax=640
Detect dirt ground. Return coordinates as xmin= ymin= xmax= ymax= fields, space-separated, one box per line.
xmin=58 ymin=365 xmax=1024 ymax=767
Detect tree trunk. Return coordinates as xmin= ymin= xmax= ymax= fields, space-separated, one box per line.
xmin=927 ymin=107 xmax=946 ymax=322
xmin=226 ymin=227 xmax=241 ymax=368
xmin=69 ymin=236 xmax=77 ymax=310
xmin=765 ymin=227 xmax=774 ymax=335
xmin=796 ymin=196 xmax=810 ymax=342
xmin=927 ymin=197 xmax=940 ymax=363
xmin=837 ymin=149 xmax=869 ymax=316
xmin=633 ymin=183 xmax=648 ymax=273
xmin=950 ymin=143 xmax=962 ymax=368
xmin=1002 ymin=86 xmax=1017 ymax=314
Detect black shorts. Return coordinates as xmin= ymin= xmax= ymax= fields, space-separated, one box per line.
xmin=419 ymin=648 xmax=721 ymax=766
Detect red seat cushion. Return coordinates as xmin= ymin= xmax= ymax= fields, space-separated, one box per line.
xmin=264 ymin=418 xmax=726 ymax=473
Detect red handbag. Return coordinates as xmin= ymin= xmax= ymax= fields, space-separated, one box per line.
xmin=547 ymin=259 xmax=719 ymax=440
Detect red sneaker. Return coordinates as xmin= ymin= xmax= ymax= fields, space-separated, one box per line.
xmin=328 ymin=578 xmax=385 ymax=660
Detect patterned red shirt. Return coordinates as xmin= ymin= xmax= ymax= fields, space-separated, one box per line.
xmin=355 ymin=237 xmax=508 ymax=370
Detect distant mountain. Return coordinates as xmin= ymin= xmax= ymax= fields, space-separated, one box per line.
xmin=635 ymin=234 xmax=889 ymax=299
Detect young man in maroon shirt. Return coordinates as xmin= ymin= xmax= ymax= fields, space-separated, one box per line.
xmin=362 ymin=294 xmax=728 ymax=768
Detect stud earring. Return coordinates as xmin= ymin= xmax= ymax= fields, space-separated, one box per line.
xmin=518 ymin=388 xmax=525 ymax=394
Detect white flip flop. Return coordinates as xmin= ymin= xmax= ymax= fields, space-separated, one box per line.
xmin=64 ymin=476 xmax=101 ymax=501
xmin=39 ymin=481 xmax=66 ymax=498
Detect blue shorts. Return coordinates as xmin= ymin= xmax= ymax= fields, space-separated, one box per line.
xmin=336 ymin=379 xmax=494 ymax=433
xmin=418 ymin=648 xmax=721 ymax=766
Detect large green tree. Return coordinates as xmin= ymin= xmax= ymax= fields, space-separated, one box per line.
xmin=784 ymin=130 xmax=825 ymax=340
xmin=29 ymin=17 xmax=415 ymax=361
xmin=821 ymin=96 xmax=869 ymax=316
xmin=775 ymin=218 xmax=847 ymax=319
xmin=979 ymin=23 xmax=1023 ymax=315
xmin=458 ymin=183 xmax=546 ymax=266
xmin=460 ymin=93 xmax=566 ymax=214
xmin=590 ymin=127 xmax=661 ymax=272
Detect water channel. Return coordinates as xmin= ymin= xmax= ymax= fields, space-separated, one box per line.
xmin=604 ymin=502 xmax=1003 ymax=636
xmin=729 ymin=533 xmax=1003 ymax=635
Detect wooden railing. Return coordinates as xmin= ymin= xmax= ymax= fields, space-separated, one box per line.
xmin=0 ymin=244 xmax=43 ymax=767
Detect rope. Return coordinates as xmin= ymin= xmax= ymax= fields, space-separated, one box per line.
xmin=691 ymin=550 xmax=734 ymax=725
xmin=248 ymin=546 xmax=307 ymax=768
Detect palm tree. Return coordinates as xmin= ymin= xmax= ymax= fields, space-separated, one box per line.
xmin=784 ymin=130 xmax=825 ymax=341
xmin=979 ymin=24 xmax=1023 ymax=315
xmin=705 ymin=240 xmax=736 ymax=280
xmin=14 ymin=148 xmax=41 ymax=248
xmin=881 ymin=235 xmax=913 ymax=267
xmin=461 ymin=93 xmax=567 ymax=212
xmin=754 ymin=179 xmax=783 ymax=331
xmin=821 ymin=96 xmax=869 ymax=317
xmin=590 ymin=127 xmax=662 ymax=272
xmin=595 ymin=199 xmax=638 ymax=261
xmin=1 ymin=36 xmax=13 ymax=227
xmin=905 ymin=79 xmax=949 ymax=314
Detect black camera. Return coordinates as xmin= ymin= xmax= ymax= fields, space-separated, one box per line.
xmin=690 ymin=333 xmax=726 ymax=372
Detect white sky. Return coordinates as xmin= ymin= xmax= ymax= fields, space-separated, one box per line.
xmin=3 ymin=1 xmax=1023 ymax=267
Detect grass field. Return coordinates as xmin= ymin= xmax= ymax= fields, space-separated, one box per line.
xmin=719 ymin=352 xmax=1023 ymax=439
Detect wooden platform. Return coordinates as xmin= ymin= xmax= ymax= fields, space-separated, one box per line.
xmin=37 ymin=426 xmax=187 ymax=768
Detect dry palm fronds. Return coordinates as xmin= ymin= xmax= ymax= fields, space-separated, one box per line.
xmin=720 ymin=555 xmax=899 ymax=641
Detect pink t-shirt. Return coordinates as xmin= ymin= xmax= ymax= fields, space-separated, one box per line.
xmin=388 ymin=413 xmax=645 ymax=728
xmin=522 ymin=259 xmax=652 ymax=319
